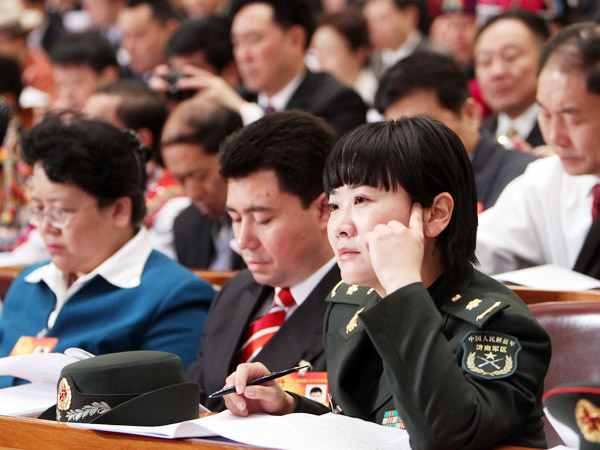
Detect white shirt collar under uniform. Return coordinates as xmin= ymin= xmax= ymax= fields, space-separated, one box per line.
xmin=25 ymin=227 xmax=153 ymax=331
xmin=496 ymin=103 xmax=540 ymax=140
xmin=257 ymin=69 xmax=306 ymax=112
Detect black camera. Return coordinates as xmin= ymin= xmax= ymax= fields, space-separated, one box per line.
xmin=163 ymin=68 xmax=195 ymax=102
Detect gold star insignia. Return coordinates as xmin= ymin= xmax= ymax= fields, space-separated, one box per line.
xmin=484 ymin=352 xmax=497 ymax=360
xmin=451 ymin=294 xmax=461 ymax=302
xmin=346 ymin=285 xmax=359 ymax=295
xmin=466 ymin=299 xmax=482 ymax=310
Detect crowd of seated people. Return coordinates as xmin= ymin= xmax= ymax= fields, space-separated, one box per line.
xmin=1 ymin=0 xmax=600 ymax=447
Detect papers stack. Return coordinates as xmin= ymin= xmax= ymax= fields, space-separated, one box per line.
xmin=0 ymin=348 xmax=93 ymax=417
xmin=69 ymin=411 xmax=412 ymax=450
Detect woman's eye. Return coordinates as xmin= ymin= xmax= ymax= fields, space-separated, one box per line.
xmin=354 ymin=196 xmax=366 ymax=204
xmin=327 ymin=203 xmax=338 ymax=212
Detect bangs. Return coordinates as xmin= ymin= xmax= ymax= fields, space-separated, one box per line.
xmin=324 ymin=122 xmax=411 ymax=195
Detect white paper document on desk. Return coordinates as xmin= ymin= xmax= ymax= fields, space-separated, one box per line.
xmin=0 ymin=348 xmax=93 ymax=416
xmin=493 ymin=264 xmax=600 ymax=290
xmin=69 ymin=411 xmax=411 ymax=450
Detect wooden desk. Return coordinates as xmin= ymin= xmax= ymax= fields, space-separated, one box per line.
xmin=0 ymin=415 xmax=265 ymax=450
xmin=0 ymin=415 xmax=543 ymax=450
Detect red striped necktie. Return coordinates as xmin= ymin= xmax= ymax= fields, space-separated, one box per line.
xmin=239 ymin=288 xmax=295 ymax=363
xmin=593 ymin=184 xmax=600 ymax=221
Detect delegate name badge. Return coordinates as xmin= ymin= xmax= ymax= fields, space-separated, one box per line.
xmin=461 ymin=331 xmax=521 ymax=379
xmin=9 ymin=336 xmax=58 ymax=356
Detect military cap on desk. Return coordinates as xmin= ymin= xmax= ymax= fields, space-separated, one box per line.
xmin=544 ymin=382 xmax=600 ymax=449
xmin=39 ymin=351 xmax=200 ymax=425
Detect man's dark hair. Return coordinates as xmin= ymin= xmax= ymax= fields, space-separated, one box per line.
xmin=375 ymin=50 xmax=470 ymax=115
xmin=22 ymin=113 xmax=148 ymax=225
xmin=324 ymin=116 xmax=478 ymax=280
xmin=161 ymin=97 xmax=243 ymax=154
xmin=476 ymin=9 xmax=550 ymax=44
xmin=0 ymin=56 xmax=23 ymax=99
xmin=92 ymin=80 xmax=168 ymax=164
xmin=538 ymin=22 xmax=600 ymax=95
xmin=317 ymin=7 xmax=370 ymax=52
xmin=393 ymin=0 xmax=430 ymax=35
xmin=165 ymin=16 xmax=233 ymax=73
xmin=125 ymin=0 xmax=178 ymax=23
xmin=229 ymin=0 xmax=316 ymax=48
xmin=219 ymin=110 xmax=334 ymax=208
xmin=49 ymin=31 xmax=118 ymax=73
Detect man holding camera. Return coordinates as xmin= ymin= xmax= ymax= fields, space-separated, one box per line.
xmin=152 ymin=0 xmax=366 ymax=138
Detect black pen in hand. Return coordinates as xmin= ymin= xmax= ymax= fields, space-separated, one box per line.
xmin=208 ymin=364 xmax=310 ymax=398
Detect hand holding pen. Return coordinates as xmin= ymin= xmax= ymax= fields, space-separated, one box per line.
xmin=221 ymin=362 xmax=304 ymax=417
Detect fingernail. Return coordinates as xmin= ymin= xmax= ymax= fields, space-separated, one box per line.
xmin=236 ymin=385 xmax=243 ymax=394
xmin=237 ymin=402 xmax=244 ymax=410
xmin=246 ymin=387 xmax=254 ymax=396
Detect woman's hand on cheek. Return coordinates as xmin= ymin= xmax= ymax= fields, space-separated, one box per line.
xmin=365 ymin=203 xmax=425 ymax=294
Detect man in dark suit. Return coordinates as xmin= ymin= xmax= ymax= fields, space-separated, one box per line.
xmin=376 ymin=50 xmax=537 ymax=211
xmin=474 ymin=10 xmax=550 ymax=150
xmin=159 ymin=0 xmax=366 ymax=138
xmin=161 ymin=96 xmax=245 ymax=270
xmin=186 ymin=111 xmax=340 ymax=411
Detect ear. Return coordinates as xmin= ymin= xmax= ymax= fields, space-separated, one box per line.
xmin=98 ymin=65 xmax=120 ymax=85
xmin=423 ymin=192 xmax=453 ymax=238
xmin=461 ymin=97 xmax=483 ymax=128
xmin=287 ymin=24 xmax=308 ymax=54
xmin=135 ymin=127 xmax=154 ymax=150
xmin=111 ymin=196 xmax=133 ymax=229
xmin=221 ymin=61 xmax=241 ymax=87
xmin=312 ymin=192 xmax=331 ymax=232
xmin=403 ymin=4 xmax=420 ymax=29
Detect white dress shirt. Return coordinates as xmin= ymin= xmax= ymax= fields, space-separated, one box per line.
xmin=476 ymin=155 xmax=600 ymax=275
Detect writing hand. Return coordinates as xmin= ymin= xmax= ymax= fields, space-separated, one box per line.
xmin=222 ymin=362 xmax=296 ymax=417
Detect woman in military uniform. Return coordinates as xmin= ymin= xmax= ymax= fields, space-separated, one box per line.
xmin=223 ymin=117 xmax=551 ymax=450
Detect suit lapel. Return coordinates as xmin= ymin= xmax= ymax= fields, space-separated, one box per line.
xmin=220 ymin=281 xmax=273 ymax=371
xmin=284 ymin=72 xmax=311 ymax=111
xmin=573 ymin=217 xmax=600 ymax=279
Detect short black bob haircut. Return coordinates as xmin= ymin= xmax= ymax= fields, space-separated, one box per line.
xmin=538 ymin=22 xmax=600 ymax=95
xmin=21 ymin=113 xmax=149 ymax=226
xmin=324 ymin=116 xmax=478 ymax=280
xmin=219 ymin=110 xmax=334 ymax=208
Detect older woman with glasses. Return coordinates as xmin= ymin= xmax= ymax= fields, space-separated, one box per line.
xmin=0 ymin=114 xmax=215 ymax=388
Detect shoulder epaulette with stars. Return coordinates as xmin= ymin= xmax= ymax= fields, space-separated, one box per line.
xmin=326 ymin=282 xmax=376 ymax=306
xmin=440 ymin=289 xmax=508 ymax=328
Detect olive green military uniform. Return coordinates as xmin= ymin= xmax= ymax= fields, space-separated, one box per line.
xmin=292 ymin=268 xmax=551 ymax=450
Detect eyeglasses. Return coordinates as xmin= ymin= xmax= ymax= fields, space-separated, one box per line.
xmin=29 ymin=207 xmax=73 ymax=229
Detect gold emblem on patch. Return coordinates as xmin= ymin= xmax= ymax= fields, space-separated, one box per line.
xmin=346 ymin=307 xmax=365 ymax=334
xmin=576 ymin=399 xmax=600 ymax=443
xmin=451 ymin=294 xmax=461 ymax=302
xmin=57 ymin=377 xmax=72 ymax=411
xmin=330 ymin=280 xmax=344 ymax=298
xmin=367 ymin=288 xmax=374 ymax=295
xmin=466 ymin=299 xmax=482 ymax=310
xmin=346 ymin=285 xmax=358 ymax=295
